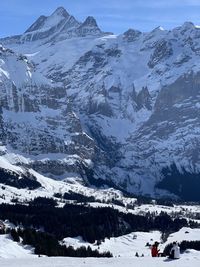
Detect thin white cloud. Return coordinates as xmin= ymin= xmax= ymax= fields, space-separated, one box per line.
xmin=96 ymin=0 xmax=200 ymax=10
xmin=181 ymin=0 xmax=200 ymax=5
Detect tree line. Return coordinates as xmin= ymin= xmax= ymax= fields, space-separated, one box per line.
xmin=0 ymin=199 xmax=198 ymax=243
xmin=9 ymin=228 xmax=112 ymax=257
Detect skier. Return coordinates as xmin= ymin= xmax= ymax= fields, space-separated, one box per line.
xmin=169 ymin=242 xmax=180 ymax=259
xmin=151 ymin=241 xmax=160 ymax=257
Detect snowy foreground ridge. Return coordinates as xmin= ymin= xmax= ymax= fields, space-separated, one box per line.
xmin=0 ymin=228 xmax=199 ymax=266
xmin=63 ymin=228 xmax=200 ymax=257
xmin=0 ymin=253 xmax=200 ymax=267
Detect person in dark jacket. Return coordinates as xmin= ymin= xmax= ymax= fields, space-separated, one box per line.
xmin=151 ymin=241 xmax=160 ymax=257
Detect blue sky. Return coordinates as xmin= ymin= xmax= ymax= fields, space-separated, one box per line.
xmin=1 ymin=0 xmax=200 ymax=37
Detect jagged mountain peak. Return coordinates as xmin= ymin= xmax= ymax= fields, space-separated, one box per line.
xmin=51 ymin=6 xmax=70 ymax=18
xmin=25 ymin=8 xmax=70 ymax=34
xmin=32 ymin=6 xmax=71 ymax=31
xmin=82 ymin=16 xmax=98 ymax=28
xmin=182 ymin=21 xmax=195 ymax=29
xmin=21 ymin=8 xmax=103 ymax=42
xmin=24 ymin=10 xmax=71 ymax=35
xmin=150 ymin=26 xmax=166 ymax=35
xmin=77 ymin=16 xmax=102 ymax=37
xmin=154 ymin=26 xmax=165 ymax=31
xmin=123 ymin=28 xmax=142 ymax=41
xmin=171 ymin=21 xmax=197 ymax=39
xmin=173 ymin=21 xmax=195 ymax=34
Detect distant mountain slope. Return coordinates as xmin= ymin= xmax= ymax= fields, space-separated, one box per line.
xmin=0 ymin=7 xmax=200 ymax=200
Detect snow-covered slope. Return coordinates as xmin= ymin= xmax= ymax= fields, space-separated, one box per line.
xmin=0 ymin=234 xmax=34 ymax=258
xmin=1 ymin=254 xmax=200 ymax=267
xmin=63 ymin=227 xmax=200 ymax=257
xmin=0 ymin=256 xmax=200 ymax=267
xmin=64 ymin=231 xmax=161 ymax=257
xmin=0 ymin=228 xmax=200 ymax=266
xmin=1 ymin=7 xmax=200 ymax=200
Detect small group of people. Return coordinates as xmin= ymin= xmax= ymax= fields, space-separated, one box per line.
xmin=151 ymin=241 xmax=180 ymax=259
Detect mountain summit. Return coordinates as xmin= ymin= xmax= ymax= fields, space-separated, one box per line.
xmin=77 ymin=16 xmax=102 ymax=37
xmin=51 ymin=6 xmax=70 ymax=17
xmin=21 ymin=7 xmax=103 ymax=42
xmin=82 ymin=16 xmax=98 ymax=28
xmin=25 ymin=7 xmax=70 ymax=34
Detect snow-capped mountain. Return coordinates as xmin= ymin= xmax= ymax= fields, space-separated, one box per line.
xmin=1 ymin=7 xmax=200 ymax=201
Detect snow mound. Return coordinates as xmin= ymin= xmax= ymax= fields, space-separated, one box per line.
xmin=0 ymin=234 xmax=34 ymax=259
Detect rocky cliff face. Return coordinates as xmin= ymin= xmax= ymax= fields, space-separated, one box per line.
xmin=0 ymin=44 xmax=98 ymax=183
xmin=1 ymin=8 xmax=200 ymax=200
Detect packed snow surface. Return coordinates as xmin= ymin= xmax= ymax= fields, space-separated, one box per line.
xmin=64 ymin=231 xmax=161 ymax=257
xmin=0 ymin=252 xmax=200 ymax=267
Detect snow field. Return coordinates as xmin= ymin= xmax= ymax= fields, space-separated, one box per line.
xmin=0 ymin=252 xmax=200 ymax=267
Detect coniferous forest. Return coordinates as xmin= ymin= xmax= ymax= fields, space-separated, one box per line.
xmin=0 ymin=197 xmax=199 ymax=257
xmin=0 ymin=199 xmax=198 ymax=238
xmin=9 ymin=228 xmax=112 ymax=257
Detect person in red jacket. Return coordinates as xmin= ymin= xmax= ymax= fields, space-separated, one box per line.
xmin=151 ymin=242 xmax=160 ymax=257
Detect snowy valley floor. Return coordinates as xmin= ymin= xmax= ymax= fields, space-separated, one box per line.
xmin=0 ymin=253 xmax=200 ymax=267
